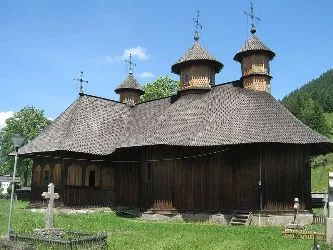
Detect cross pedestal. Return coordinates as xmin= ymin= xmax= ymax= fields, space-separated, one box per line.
xmin=42 ymin=183 xmax=60 ymax=228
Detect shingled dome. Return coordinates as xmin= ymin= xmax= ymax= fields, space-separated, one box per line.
xmin=234 ymin=35 xmax=275 ymax=62
xmin=171 ymin=42 xmax=223 ymax=74
xmin=114 ymin=74 xmax=144 ymax=94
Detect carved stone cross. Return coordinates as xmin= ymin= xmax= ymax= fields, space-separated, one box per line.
xmin=42 ymin=183 xmax=60 ymax=228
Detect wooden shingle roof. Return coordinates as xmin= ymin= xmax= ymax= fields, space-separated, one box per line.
xmin=19 ymin=82 xmax=333 ymax=156
xmin=115 ymin=74 xmax=144 ymax=94
xmin=171 ymin=42 xmax=223 ymax=74
xmin=234 ymin=35 xmax=275 ymax=62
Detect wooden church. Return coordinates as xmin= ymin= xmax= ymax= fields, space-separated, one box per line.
xmin=19 ymin=10 xmax=332 ymax=214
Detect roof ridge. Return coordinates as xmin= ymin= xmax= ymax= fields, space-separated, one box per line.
xmin=82 ymin=93 xmax=124 ymax=104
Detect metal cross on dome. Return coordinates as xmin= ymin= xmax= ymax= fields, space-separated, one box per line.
xmin=245 ymin=2 xmax=260 ymax=34
xmin=125 ymin=54 xmax=136 ymax=75
xmin=74 ymin=70 xmax=88 ymax=95
xmin=193 ymin=10 xmax=202 ymax=41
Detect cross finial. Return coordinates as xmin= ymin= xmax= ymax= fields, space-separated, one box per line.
xmin=74 ymin=70 xmax=88 ymax=95
xmin=125 ymin=54 xmax=136 ymax=75
xmin=193 ymin=10 xmax=202 ymax=42
xmin=245 ymin=2 xmax=260 ymax=34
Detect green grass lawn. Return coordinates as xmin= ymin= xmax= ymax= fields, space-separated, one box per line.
xmin=312 ymin=153 xmax=333 ymax=192
xmin=0 ymin=200 xmax=323 ymax=250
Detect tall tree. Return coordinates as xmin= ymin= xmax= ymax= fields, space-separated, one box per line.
xmin=140 ymin=76 xmax=180 ymax=102
xmin=0 ymin=106 xmax=51 ymax=185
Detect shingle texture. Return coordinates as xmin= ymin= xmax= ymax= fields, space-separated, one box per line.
xmin=19 ymin=83 xmax=333 ymax=156
xmin=115 ymin=74 xmax=144 ymax=94
xmin=234 ymin=35 xmax=275 ymax=62
xmin=171 ymin=42 xmax=223 ymax=74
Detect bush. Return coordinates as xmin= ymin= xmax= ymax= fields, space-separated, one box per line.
xmin=311 ymin=155 xmax=328 ymax=169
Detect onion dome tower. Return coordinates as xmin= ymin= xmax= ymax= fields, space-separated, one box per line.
xmin=234 ymin=3 xmax=275 ymax=93
xmin=171 ymin=11 xmax=223 ymax=92
xmin=115 ymin=54 xmax=144 ymax=104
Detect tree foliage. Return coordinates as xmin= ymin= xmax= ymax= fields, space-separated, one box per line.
xmin=281 ymin=69 xmax=333 ymax=137
xmin=140 ymin=76 xmax=180 ymax=102
xmin=0 ymin=106 xmax=51 ymax=185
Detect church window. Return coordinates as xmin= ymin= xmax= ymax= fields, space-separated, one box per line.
xmin=85 ymin=165 xmax=99 ymax=187
xmin=89 ymin=171 xmax=95 ymax=187
xmin=43 ymin=164 xmax=51 ymax=184
xmin=67 ymin=164 xmax=82 ymax=186
xmin=33 ymin=165 xmax=41 ymax=185
xmin=209 ymin=72 xmax=215 ymax=85
xmin=52 ymin=164 xmax=61 ymax=185
xmin=101 ymin=168 xmax=115 ymax=190
xmin=183 ymin=73 xmax=189 ymax=86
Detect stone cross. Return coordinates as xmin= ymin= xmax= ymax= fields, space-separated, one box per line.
xmin=326 ymin=172 xmax=333 ymax=243
xmin=42 ymin=183 xmax=60 ymax=228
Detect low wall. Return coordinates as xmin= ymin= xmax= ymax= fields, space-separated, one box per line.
xmin=251 ymin=213 xmax=313 ymax=226
xmin=140 ymin=211 xmax=314 ymax=226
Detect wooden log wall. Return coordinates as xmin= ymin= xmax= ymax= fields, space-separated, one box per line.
xmin=30 ymin=155 xmax=117 ymax=206
xmin=136 ymin=144 xmax=311 ymax=212
xmin=30 ymin=143 xmax=311 ymax=212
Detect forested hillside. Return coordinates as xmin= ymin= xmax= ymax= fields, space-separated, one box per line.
xmin=281 ymin=69 xmax=333 ymax=138
xmin=281 ymin=69 xmax=333 ymax=192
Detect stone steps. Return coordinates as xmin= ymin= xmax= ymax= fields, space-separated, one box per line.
xmin=230 ymin=212 xmax=252 ymax=226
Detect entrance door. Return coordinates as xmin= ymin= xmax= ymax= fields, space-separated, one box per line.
xmin=237 ymin=174 xmax=254 ymax=210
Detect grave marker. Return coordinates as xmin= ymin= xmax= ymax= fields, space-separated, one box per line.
xmin=42 ymin=183 xmax=59 ymax=228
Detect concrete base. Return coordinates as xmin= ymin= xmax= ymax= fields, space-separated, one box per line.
xmin=140 ymin=211 xmax=313 ymax=226
xmin=285 ymin=223 xmax=306 ymax=230
xmin=326 ymin=218 xmax=333 ymax=243
xmin=141 ymin=211 xmax=233 ymax=224
xmin=252 ymin=213 xmax=313 ymax=226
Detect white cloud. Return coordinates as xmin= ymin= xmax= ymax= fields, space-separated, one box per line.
xmin=121 ymin=46 xmax=149 ymax=60
xmin=139 ymin=71 xmax=154 ymax=78
xmin=0 ymin=111 xmax=14 ymax=130
xmin=98 ymin=46 xmax=150 ymax=64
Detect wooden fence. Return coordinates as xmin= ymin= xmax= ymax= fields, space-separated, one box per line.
xmin=313 ymin=215 xmax=326 ymax=224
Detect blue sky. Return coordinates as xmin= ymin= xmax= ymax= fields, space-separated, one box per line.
xmin=1 ymin=0 xmax=333 ymax=127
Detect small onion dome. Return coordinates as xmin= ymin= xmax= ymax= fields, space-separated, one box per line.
xmin=171 ymin=42 xmax=223 ymax=75
xmin=114 ymin=74 xmax=145 ymax=95
xmin=234 ymin=35 xmax=275 ymax=62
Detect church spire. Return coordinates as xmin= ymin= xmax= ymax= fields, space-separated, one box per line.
xmin=234 ymin=2 xmax=275 ymax=93
xmin=245 ymin=2 xmax=260 ymax=35
xmin=171 ymin=11 xmax=223 ymax=93
xmin=193 ymin=10 xmax=202 ymax=42
xmin=115 ymin=55 xmax=144 ymax=105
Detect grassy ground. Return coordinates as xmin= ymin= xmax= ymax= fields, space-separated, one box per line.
xmin=0 ymin=200 xmax=323 ymax=250
xmin=312 ymin=153 xmax=333 ymax=192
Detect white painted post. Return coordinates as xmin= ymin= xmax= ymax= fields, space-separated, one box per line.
xmin=326 ymin=172 xmax=333 ymax=243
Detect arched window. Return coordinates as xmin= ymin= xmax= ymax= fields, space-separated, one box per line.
xmin=53 ymin=164 xmax=61 ymax=185
xmin=101 ymin=167 xmax=115 ymax=190
xmin=33 ymin=165 xmax=41 ymax=185
xmin=43 ymin=164 xmax=51 ymax=185
xmin=85 ymin=165 xmax=99 ymax=187
xmin=67 ymin=164 xmax=82 ymax=186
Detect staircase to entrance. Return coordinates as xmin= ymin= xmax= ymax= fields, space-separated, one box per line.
xmin=230 ymin=211 xmax=253 ymax=226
